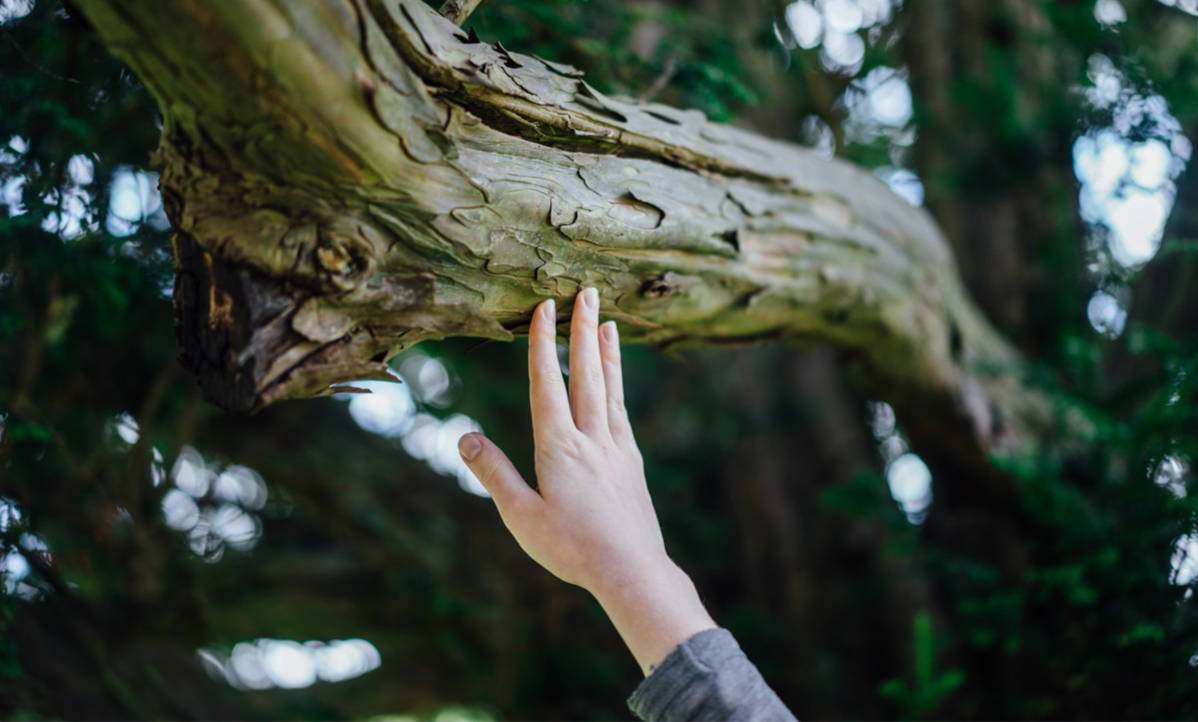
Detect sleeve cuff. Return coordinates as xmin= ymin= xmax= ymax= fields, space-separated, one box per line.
xmin=626 ymin=627 xmax=733 ymax=721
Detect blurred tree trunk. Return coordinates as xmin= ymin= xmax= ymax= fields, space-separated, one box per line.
xmin=703 ymin=347 xmax=931 ymax=718
xmin=74 ymin=0 xmax=1046 ymax=475
xmin=902 ymin=0 xmax=1085 ymax=355
xmin=899 ymin=1 xmax=1089 ymax=715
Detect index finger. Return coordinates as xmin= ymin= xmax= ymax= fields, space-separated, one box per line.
xmin=528 ymin=299 xmax=573 ymax=440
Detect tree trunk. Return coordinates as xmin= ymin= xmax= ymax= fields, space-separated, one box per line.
xmin=73 ymin=0 xmax=1043 ymax=460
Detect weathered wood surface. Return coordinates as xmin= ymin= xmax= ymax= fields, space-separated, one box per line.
xmin=75 ymin=0 xmax=1043 ymax=456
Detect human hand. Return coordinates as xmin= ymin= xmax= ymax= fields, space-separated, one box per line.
xmin=457 ymin=286 xmax=665 ymax=595
xmin=458 ymin=287 xmax=715 ymax=674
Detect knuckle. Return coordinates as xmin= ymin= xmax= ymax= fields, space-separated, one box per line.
xmin=534 ymin=361 xmax=560 ymax=379
xmin=474 ymin=454 xmax=499 ymax=484
xmin=562 ymin=438 xmax=590 ymax=462
xmin=575 ymin=321 xmax=597 ymax=338
xmin=584 ymin=365 xmax=605 ymax=386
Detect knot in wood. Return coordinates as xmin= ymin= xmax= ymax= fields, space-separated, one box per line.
xmin=316 ymin=225 xmax=376 ymax=292
xmin=639 ymin=273 xmax=676 ymax=299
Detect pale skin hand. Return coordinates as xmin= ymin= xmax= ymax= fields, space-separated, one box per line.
xmin=458 ymin=287 xmax=716 ymax=676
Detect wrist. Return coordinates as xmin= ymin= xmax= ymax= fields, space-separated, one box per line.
xmin=586 ymin=552 xmax=680 ymax=604
xmin=590 ymin=557 xmax=717 ymax=676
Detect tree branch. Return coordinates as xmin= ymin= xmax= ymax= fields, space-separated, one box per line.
xmin=71 ymin=0 xmax=1047 ymax=462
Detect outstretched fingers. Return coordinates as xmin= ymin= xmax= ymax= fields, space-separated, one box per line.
xmin=569 ymin=287 xmax=608 ymax=437
xmin=528 ymin=298 xmax=572 ymax=440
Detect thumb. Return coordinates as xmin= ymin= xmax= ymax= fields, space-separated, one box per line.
xmin=458 ymin=433 xmax=538 ymax=513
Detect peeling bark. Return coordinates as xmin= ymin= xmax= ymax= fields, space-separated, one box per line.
xmin=74 ymin=0 xmax=1044 ymax=456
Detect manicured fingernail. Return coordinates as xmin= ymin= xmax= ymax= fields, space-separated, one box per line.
xmin=582 ymin=287 xmax=598 ymax=309
xmin=602 ymin=320 xmax=618 ymax=344
xmin=459 ymin=433 xmax=482 ymax=461
xmin=542 ymin=299 xmax=555 ymax=321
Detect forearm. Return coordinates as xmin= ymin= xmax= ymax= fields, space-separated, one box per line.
xmin=591 ymin=561 xmax=717 ymax=676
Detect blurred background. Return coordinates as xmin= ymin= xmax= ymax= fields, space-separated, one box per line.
xmin=3 ymin=0 xmax=1198 ymax=718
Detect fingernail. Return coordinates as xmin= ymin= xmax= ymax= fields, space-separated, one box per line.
xmin=459 ymin=433 xmax=482 ymax=461
xmin=542 ymin=299 xmax=555 ymax=321
xmin=602 ymin=320 xmax=618 ymax=344
xmin=582 ymin=287 xmax=598 ymax=309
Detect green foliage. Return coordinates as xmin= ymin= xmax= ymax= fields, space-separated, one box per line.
xmin=878 ymin=611 xmax=965 ymax=719
xmin=454 ymin=0 xmax=766 ymax=121
xmin=923 ymin=327 xmax=1198 ymax=717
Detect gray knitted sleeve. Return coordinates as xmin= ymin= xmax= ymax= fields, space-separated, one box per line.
xmin=626 ymin=628 xmax=798 ymax=722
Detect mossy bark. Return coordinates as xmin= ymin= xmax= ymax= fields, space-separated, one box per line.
xmin=75 ymin=0 xmax=1043 ymax=457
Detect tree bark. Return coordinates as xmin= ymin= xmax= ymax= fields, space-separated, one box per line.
xmin=73 ymin=0 xmax=1043 ymax=457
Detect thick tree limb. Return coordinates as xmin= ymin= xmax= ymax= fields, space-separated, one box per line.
xmin=74 ymin=0 xmax=1045 ymax=457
